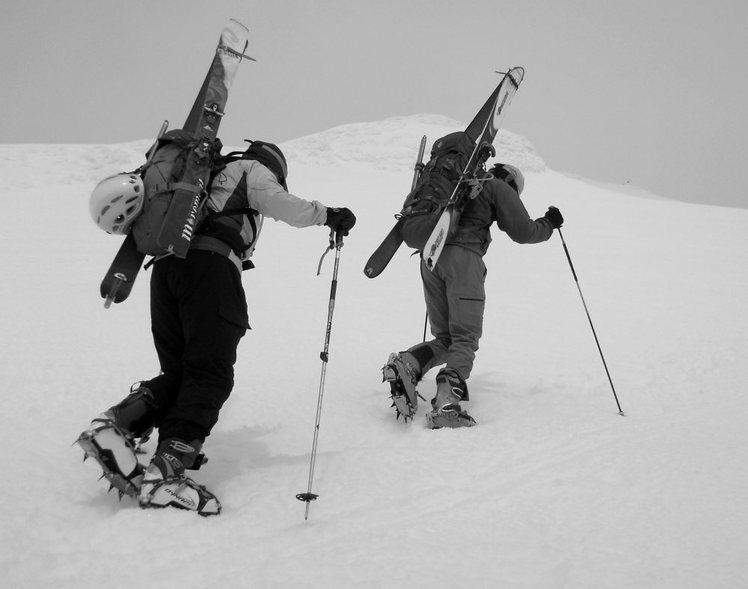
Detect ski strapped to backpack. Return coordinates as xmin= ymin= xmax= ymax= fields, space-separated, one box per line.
xmin=99 ymin=19 xmax=251 ymax=306
xmin=397 ymin=131 xmax=490 ymax=250
xmin=128 ymin=134 xmax=275 ymax=258
xmin=362 ymin=136 xmax=426 ymax=278
xmin=130 ymin=129 xmax=225 ymax=257
xmin=422 ymin=67 xmax=524 ymax=270
xmin=362 ymin=67 xmax=525 ymax=277
xmin=134 ymin=138 xmax=280 ymax=272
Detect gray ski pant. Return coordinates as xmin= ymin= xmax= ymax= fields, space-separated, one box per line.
xmin=409 ymin=245 xmax=486 ymax=382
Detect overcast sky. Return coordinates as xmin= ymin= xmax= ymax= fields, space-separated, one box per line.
xmin=2 ymin=0 xmax=746 ymax=208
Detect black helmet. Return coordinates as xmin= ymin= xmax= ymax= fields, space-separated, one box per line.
xmin=244 ymin=140 xmax=288 ymax=188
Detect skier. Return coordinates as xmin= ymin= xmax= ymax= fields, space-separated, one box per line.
xmin=79 ymin=141 xmax=356 ymax=515
xmin=383 ymin=160 xmax=563 ymax=429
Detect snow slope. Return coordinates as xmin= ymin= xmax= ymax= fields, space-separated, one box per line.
xmin=2 ymin=114 xmax=747 ymax=588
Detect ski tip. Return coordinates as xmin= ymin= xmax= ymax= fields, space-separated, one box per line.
xmin=228 ymin=18 xmax=250 ymax=33
xmin=495 ymin=66 xmax=525 ymax=86
xmin=509 ymin=66 xmax=525 ymax=85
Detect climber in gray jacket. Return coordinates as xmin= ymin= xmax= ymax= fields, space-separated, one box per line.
xmin=384 ymin=162 xmax=562 ymax=429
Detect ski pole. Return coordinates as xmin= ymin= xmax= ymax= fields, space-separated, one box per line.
xmin=412 ymin=135 xmax=427 ymax=191
xmin=557 ymin=226 xmax=624 ymax=416
xmin=296 ymin=231 xmax=344 ymax=519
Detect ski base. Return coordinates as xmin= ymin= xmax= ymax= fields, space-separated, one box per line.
xmin=100 ymin=234 xmax=146 ymax=306
xmin=422 ymin=207 xmax=453 ymax=270
xmin=364 ymin=221 xmax=404 ymax=278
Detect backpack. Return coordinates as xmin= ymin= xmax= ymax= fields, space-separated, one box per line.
xmin=216 ymin=140 xmax=288 ymax=188
xmin=130 ymin=129 xmax=223 ymax=257
xmin=399 ymin=132 xmax=475 ymax=250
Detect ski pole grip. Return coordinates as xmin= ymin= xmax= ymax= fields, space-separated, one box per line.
xmin=329 ymin=277 xmax=338 ymax=302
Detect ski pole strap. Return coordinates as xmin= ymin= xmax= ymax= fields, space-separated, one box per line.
xmin=317 ymin=230 xmax=343 ymax=275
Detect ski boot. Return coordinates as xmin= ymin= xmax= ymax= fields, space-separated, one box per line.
xmin=382 ymin=352 xmax=423 ymax=421
xmin=76 ymin=384 xmax=157 ymax=498
xmin=139 ymin=438 xmax=221 ymax=516
xmin=425 ymin=368 xmax=476 ymax=429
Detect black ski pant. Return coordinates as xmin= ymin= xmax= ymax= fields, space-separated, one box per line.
xmin=144 ymin=250 xmax=249 ymax=443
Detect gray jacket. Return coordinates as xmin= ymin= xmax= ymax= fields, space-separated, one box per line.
xmin=449 ymin=176 xmax=554 ymax=255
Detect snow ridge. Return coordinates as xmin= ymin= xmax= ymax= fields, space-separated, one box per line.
xmin=283 ymin=113 xmax=547 ymax=173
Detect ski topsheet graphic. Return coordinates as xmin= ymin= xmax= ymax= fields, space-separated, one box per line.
xmin=363 ymin=67 xmax=524 ymax=278
xmin=100 ymin=19 xmax=251 ymax=307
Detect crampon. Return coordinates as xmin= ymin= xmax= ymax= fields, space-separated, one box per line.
xmin=382 ymin=353 xmax=424 ymax=422
xmin=425 ymin=405 xmax=477 ymax=429
xmin=76 ymin=417 xmax=145 ymax=499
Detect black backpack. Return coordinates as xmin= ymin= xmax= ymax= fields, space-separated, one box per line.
xmin=132 ymin=137 xmax=285 ymax=258
xmin=131 ymin=129 xmax=223 ymax=257
xmin=399 ymin=132 xmax=474 ymax=250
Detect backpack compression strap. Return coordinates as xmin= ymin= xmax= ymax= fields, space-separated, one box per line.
xmin=147 ymin=180 xmax=204 ymax=195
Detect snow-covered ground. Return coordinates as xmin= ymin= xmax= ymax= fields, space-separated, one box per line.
xmin=2 ymin=114 xmax=747 ymax=588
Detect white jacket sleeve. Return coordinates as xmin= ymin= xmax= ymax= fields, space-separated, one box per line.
xmin=244 ymin=160 xmax=327 ymax=228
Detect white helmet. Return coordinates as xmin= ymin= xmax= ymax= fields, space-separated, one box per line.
xmin=493 ymin=163 xmax=525 ymax=195
xmin=89 ymin=173 xmax=144 ymax=234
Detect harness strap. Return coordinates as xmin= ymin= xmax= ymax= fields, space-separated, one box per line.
xmin=190 ymin=235 xmax=243 ymax=274
xmin=199 ymin=207 xmax=259 ymax=261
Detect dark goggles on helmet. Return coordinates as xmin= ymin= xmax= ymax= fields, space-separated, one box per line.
xmin=492 ymin=165 xmax=519 ymax=192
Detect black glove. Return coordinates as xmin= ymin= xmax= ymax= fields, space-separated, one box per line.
xmin=325 ymin=207 xmax=357 ymax=237
xmin=477 ymin=141 xmax=496 ymax=161
xmin=544 ymin=206 xmax=564 ymax=229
